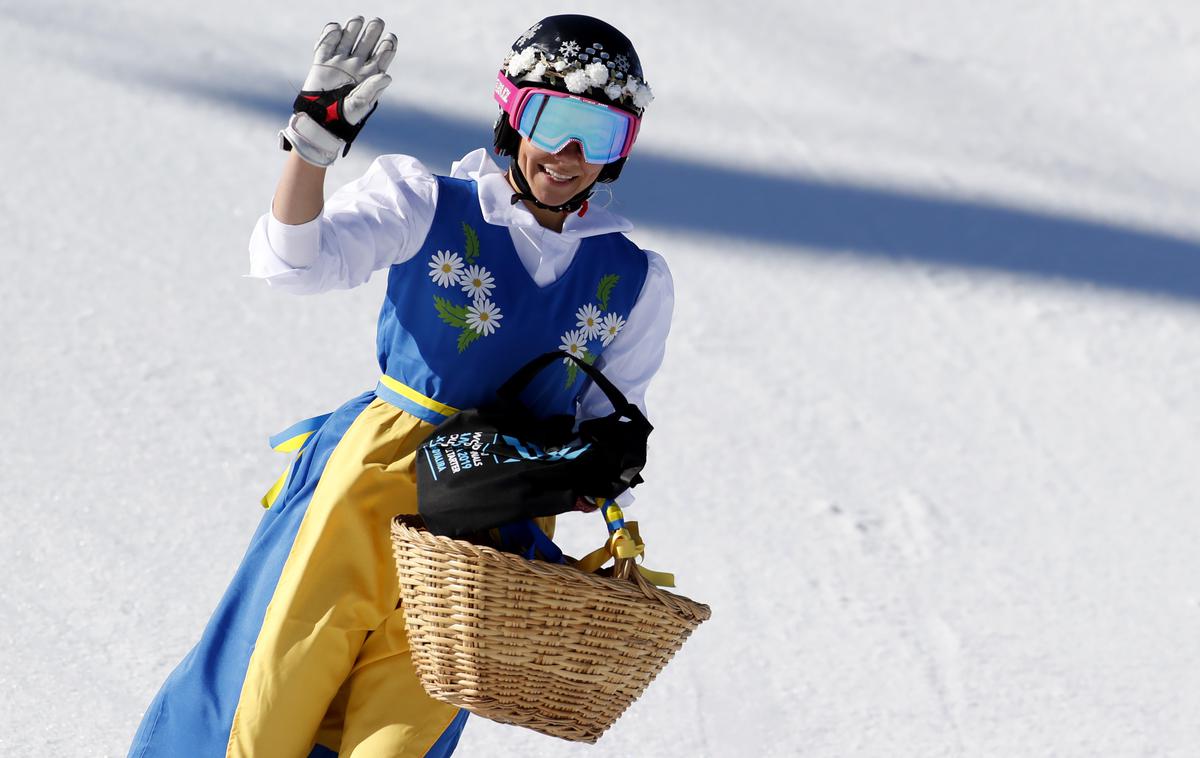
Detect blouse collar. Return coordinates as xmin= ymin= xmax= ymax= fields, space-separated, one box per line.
xmin=449 ymin=148 xmax=634 ymax=239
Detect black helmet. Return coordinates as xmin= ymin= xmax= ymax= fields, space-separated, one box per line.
xmin=492 ymin=14 xmax=652 ymax=185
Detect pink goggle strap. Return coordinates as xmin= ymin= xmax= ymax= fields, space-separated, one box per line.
xmin=493 ymin=72 xmax=525 ymax=129
xmin=492 ymin=71 xmax=641 ymax=160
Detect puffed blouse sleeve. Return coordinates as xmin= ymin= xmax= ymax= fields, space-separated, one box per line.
xmin=245 ymin=154 xmax=439 ymax=295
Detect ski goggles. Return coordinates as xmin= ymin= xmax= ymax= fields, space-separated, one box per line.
xmin=493 ymin=72 xmax=640 ymax=165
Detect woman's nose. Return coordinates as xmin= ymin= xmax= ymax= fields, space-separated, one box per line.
xmin=559 ymin=139 xmax=585 ymax=160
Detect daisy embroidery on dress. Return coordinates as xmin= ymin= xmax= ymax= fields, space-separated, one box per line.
xmin=465 ymin=298 xmax=503 ymax=336
xmin=429 ymin=223 xmax=499 ymax=352
xmin=576 ymin=303 xmax=603 ymax=339
xmin=600 ymin=312 xmax=625 ymax=346
xmin=459 ymin=264 xmax=495 ymax=300
xmin=559 ymin=329 xmax=588 ymax=364
xmin=429 ymin=250 xmax=464 ymax=288
xmin=559 ymin=273 xmax=624 ymax=387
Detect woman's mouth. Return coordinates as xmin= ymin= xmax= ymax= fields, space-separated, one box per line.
xmin=540 ymin=165 xmax=577 ymax=185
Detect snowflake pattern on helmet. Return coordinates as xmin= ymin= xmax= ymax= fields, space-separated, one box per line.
xmin=514 ymin=22 xmax=541 ymax=47
xmin=503 ymin=31 xmax=652 ymax=112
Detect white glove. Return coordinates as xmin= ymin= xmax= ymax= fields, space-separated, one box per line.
xmin=279 ymin=16 xmax=397 ymax=167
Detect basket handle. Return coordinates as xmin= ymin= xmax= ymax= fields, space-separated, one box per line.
xmin=575 ymin=498 xmax=676 ymax=588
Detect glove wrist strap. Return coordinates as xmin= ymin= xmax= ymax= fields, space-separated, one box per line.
xmin=290 ymin=84 xmax=376 ymax=148
xmin=279 ymin=84 xmax=381 ymax=166
xmin=278 ymin=112 xmax=343 ymax=167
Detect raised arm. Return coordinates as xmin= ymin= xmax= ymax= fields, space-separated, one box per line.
xmin=246 ymin=18 xmax=437 ymax=294
xmin=269 ymin=16 xmax=393 ymax=222
xmin=272 ymin=152 xmax=327 ymax=228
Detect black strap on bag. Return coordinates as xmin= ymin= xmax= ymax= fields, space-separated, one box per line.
xmin=415 ymin=352 xmax=653 ymax=538
xmin=499 ymin=350 xmax=653 ymax=489
xmin=496 ymin=350 xmax=633 ymax=409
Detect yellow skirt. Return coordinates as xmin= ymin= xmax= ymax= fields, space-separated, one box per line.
xmin=132 ymin=390 xmax=552 ymax=757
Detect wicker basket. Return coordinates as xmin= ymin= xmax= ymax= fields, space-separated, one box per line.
xmin=389 ymin=514 xmax=711 ymax=743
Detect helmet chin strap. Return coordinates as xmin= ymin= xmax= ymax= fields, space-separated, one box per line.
xmin=507 ymin=161 xmax=595 ymax=215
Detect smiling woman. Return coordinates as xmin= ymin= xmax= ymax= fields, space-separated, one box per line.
xmin=126 ymin=12 xmax=675 ymax=758
xmin=491 ymin=15 xmax=652 ymax=231
xmin=513 ymin=140 xmax=604 ymax=230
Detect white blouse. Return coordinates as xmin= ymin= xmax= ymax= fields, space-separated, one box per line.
xmin=245 ymin=148 xmax=674 ymax=434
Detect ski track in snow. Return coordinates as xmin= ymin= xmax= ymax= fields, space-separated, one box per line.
xmin=817 ymin=484 xmax=968 ymax=755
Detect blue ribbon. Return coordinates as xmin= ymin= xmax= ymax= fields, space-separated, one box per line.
xmin=496 ymin=520 xmax=565 ymax=564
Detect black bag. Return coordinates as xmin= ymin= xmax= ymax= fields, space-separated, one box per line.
xmin=415 ymin=351 xmax=653 ymax=538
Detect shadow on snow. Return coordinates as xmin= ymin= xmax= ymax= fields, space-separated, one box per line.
xmin=212 ymin=81 xmax=1200 ymax=304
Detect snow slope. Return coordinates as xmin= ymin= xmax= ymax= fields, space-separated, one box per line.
xmin=3 ymin=0 xmax=1200 ymax=755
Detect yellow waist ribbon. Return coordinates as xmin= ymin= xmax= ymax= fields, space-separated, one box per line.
xmin=260 ymin=413 xmax=332 ymax=509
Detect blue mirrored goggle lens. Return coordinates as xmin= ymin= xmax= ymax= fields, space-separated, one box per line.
xmin=517 ymin=93 xmax=631 ymax=164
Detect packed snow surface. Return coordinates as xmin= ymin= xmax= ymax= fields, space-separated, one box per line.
xmin=4 ymin=0 xmax=1200 ymax=755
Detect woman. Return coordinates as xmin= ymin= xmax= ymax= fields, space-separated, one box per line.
xmin=129 ymin=13 xmax=672 ymax=758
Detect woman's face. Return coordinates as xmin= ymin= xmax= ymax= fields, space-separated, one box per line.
xmin=516 ymin=137 xmax=605 ymax=208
